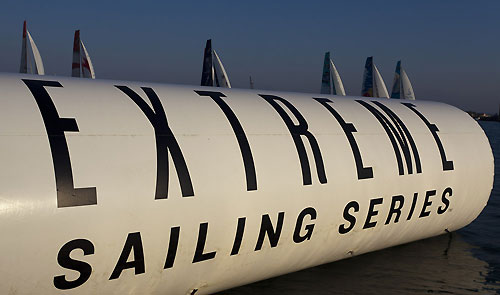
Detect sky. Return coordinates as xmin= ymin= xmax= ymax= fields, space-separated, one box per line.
xmin=0 ymin=0 xmax=498 ymax=112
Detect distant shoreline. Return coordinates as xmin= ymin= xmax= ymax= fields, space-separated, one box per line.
xmin=466 ymin=111 xmax=499 ymax=122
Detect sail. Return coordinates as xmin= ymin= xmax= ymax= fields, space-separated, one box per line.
xmin=249 ymin=76 xmax=254 ymax=89
xmin=20 ymin=21 xmax=44 ymax=75
xmin=361 ymin=57 xmax=374 ymax=97
xmin=329 ymin=59 xmax=346 ymax=96
xmin=20 ymin=21 xmax=28 ymax=74
xmin=72 ymin=30 xmax=95 ymax=79
xmin=212 ymin=49 xmax=231 ymax=88
xmin=320 ymin=52 xmax=331 ymax=94
xmin=372 ymin=63 xmax=388 ymax=98
xmin=400 ymin=67 xmax=415 ymax=100
xmin=390 ymin=61 xmax=402 ymax=98
xmin=27 ymin=31 xmax=44 ymax=75
xmin=201 ymin=39 xmax=214 ymax=86
xmin=391 ymin=61 xmax=415 ymax=100
xmin=213 ymin=65 xmax=220 ymax=87
xmin=80 ymin=40 xmax=95 ymax=79
xmin=72 ymin=30 xmax=81 ymax=77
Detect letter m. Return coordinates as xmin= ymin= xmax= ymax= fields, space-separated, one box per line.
xmin=356 ymin=100 xmax=422 ymax=175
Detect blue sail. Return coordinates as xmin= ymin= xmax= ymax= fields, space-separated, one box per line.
xmin=391 ymin=60 xmax=415 ymax=100
xmin=391 ymin=60 xmax=402 ymax=99
xmin=361 ymin=56 xmax=374 ymax=97
xmin=320 ymin=52 xmax=331 ymax=94
xmin=201 ymin=39 xmax=214 ymax=86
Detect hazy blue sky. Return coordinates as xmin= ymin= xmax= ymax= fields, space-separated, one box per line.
xmin=0 ymin=0 xmax=498 ymax=112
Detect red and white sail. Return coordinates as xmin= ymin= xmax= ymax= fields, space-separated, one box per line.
xmin=72 ymin=30 xmax=81 ymax=77
xmin=72 ymin=30 xmax=95 ymax=79
xmin=19 ymin=21 xmax=44 ymax=75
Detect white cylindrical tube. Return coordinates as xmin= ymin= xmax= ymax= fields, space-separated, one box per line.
xmin=0 ymin=74 xmax=493 ymax=294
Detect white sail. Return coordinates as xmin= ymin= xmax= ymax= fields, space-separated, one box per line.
xmin=400 ymin=68 xmax=415 ymax=100
xmin=80 ymin=40 xmax=95 ymax=79
xmin=26 ymin=30 xmax=44 ymax=75
xmin=329 ymin=59 xmax=346 ymax=96
xmin=372 ymin=63 xmax=389 ymax=98
xmin=20 ymin=21 xmax=44 ymax=75
xmin=212 ymin=50 xmax=231 ymax=88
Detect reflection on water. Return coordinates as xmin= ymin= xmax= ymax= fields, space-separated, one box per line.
xmin=221 ymin=122 xmax=500 ymax=294
xmin=461 ymin=121 xmax=500 ymax=292
xmin=221 ymin=233 xmax=494 ymax=294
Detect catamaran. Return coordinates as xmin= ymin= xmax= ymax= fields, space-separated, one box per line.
xmin=19 ymin=21 xmax=44 ymax=75
xmin=72 ymin=30 xmax=95 ymax=79
xmin=320 ymin=52 xmax=346 ymax=95
xmin=201 ymin=39 xmax=231 ymax=88
xmin=361 ymin=56 xmax=389 ymax=98
xmin=390 ymin=60 xmax=415 ymax=100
